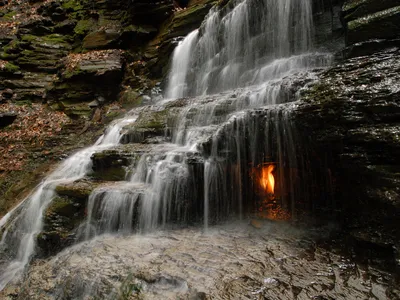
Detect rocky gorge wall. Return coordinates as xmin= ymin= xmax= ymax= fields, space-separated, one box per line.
xmin=0 ymin=0 xmax=217 ymax=215
xmin=295 ymin=0 xmax=400 ymax=262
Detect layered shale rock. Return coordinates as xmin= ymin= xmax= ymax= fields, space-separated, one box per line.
xmin=295 ymin=47 xmax=400 ymax=259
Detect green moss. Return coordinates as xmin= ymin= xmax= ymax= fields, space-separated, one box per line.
xmin=343 ymin=0 xmax=368 ymax=12
xmin=21 ymin=34 xmax=38 ymax=43
xmin=136 ymin=109 xmax=169 ymax=129
xmin=3 ymin=10 xmax=17 ymax=20
xmin=55 ymin=181 xmax=94 ymax=199
xmin=302 ymin=82 xmax=336 ymax=105
xmin=45 ymin=34 xmax=71 ymax=44
xmin=348 ymin=5 xmax=400 ymax=30
xmin=46 ymin=197 xmax=76 ymax=216
xmin=0 ymin=52 xmax=18 ymax=60
xmin=119 ymin=88 xmax=141 ymax=108
xmin=63 ymin=67 xmax=85 ymax=79
xmin=3 ymin=62 xmax=20 ymax=72
xmin=21 ymin=34 xmax=71 ymax=46
xmin=62 ymin=0 xmax=84 ymax=11
xmin=74 ymin=18 xmax=96 ymax=36
xmin=3 ymin=40 xmax=22 ymax=54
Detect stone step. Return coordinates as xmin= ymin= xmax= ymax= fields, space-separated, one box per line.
xmin=119 ymin=95 xmax=239 ymax=144
xmin=1 ymin=72 xmax=54 ymax=101
xmin=90 ymin=143 xmax=204 ymax=181
xmin=55 ymin=179 xmax=149 ymax=199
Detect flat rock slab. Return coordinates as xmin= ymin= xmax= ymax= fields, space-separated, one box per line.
xmin=55 ymin=179 xmax=109 ymax=199
xmin=8 ymin=223 xmax=399 ymax=299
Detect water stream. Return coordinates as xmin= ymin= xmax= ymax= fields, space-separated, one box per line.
xmin=0 ymin=0 xmax=338 ymax=294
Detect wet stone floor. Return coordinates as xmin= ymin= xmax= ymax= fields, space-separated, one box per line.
xmin=1 ymin=221 xmax=399 ymax=300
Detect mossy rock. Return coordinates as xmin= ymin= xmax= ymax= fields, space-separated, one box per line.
xmin=347 ymin=6 xmax=400 ymax=45
xmin=21 ymin=34 xmax=72 ymax=47
xmin=119 ymin=87 xmax=142 ymax=108
xmin=62 ymin=0 xmax=85 ymax=12
xmin=63 ymin=103 xmax=93 ymax=118
xmin=74 ymin=18 xmax=97 ymax=36
xmin=343 ymin=0 xmax=399 ymax=21
xmin=2 ymin=40 xmax=23 ymax=54
xmin=1 ymin=62 xmax=20 ymax=73
xmin=46 ymin=196 xmax=83 ymax=218
xmin=90 ymin=145 xmax=146 ymax=180
xmin=55 ymin=179 xmax=102 ymax=199
xmin=82 ymin=30 xmax=121 ymax=49
xmin=119 ymin=108 xmax=180 ymax=143
xmin=91 ymin=148 xmax=136 ymax=181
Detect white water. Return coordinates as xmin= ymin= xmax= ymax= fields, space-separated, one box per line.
xmin=79 ymin=0 xmax=333 ymax=237
xmin=165 ymin=30 xmax=199 ymax=99
xmin=0 ymin=0 xmax=334 ymax=292
xmin=166 ymin=0 xmax=316 ymax=98
xmin=0 ymin=116 xmax=138 ymax=290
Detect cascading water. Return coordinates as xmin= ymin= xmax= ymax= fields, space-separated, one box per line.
xmin=0 ymin=115 xmax=138 ymax=290
xmin=0 ymin=0 xmax=334 ymax=292
xmin=77 ymin=0 xmax=332 ymax=238
xmin=166 ymin=0 xmax=319 ymax=98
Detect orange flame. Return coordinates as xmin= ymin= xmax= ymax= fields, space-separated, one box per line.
xmin=254 ymin=164 xmax=290 ymax=221
xmin=260 ymin=164 xmax=275 ymax=194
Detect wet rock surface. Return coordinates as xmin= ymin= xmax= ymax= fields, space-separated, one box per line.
xmin=295 ymin=47 xmax=400 ymax=258
xmin=4 ymin=222 xmax=400 ymax=299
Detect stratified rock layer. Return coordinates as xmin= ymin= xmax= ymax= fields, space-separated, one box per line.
xmin=295 ymin=47 xmax=400 ymax=254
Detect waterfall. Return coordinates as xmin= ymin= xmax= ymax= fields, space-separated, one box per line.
xmin=0 ymin=116 xmax=138 ymax=290
xmin=165 ymin=0 xmax=317 ymax=98
xmin=165 ymin=30 xmax=199 ymax=99
xmin=0 ymin=0 xmax=334 ymax=291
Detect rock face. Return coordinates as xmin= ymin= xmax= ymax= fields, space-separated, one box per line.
xmin=293 ymin=0 xmax=400 ymax=259
xmin=342 ymin=0 xmax=400 ymax=57
xmin=295 ymin=47 xmax=400 ymax=258
xmin=47 ymin=49 xmax=124 ymax=118
xmin=0 ymin=0 xmax=176 ymax=117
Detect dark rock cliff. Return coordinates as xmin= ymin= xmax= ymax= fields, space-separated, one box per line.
xmin=294 ymin=0 xmax=400 ymax=262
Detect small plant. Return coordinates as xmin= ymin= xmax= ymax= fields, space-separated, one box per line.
xmin=114 ymin=273 xmax=143 ymax=300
